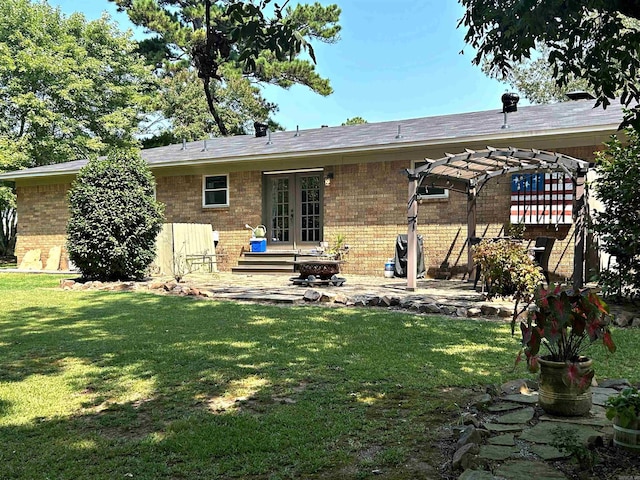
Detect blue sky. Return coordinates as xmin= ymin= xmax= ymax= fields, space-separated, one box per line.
xmin=47 ymin=0 xmax=517 ymax=131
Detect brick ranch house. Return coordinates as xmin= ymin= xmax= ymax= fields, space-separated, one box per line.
xmin=0 ymin=99 xmax=623 ymax=281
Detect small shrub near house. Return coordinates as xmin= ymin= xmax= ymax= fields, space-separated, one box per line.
xmin=66 ymin=148 xmax=164 ymax=281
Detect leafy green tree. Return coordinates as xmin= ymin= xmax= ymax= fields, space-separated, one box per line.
xmin=0 ymin=0 xmax=156 ymax=169
xmin=481 ymin=44 xmax=590 ymax=104
xmin=0 ymin=0 xmax=156 ymax=256
xmin=67 ymin=149 xmax=164 ymax=281
xmin=592 ymin=130 xmax=640 ymax=300
xmin=0 ymin=185 xmax=16 ymax=257
xmin=146 ymin=67 xmax=282 ymax=144
xmin=111 ymin=0 xmax=341 ymax=137
xmin=342 ymin=117 xmax=368 ymax=126
xmin=458 ymin=0 xmax=640 ymax=128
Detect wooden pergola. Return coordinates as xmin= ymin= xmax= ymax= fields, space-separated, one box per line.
xmin=404 ymin=147 xmax=590 ymax=291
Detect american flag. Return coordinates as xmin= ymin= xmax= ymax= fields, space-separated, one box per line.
xmin=510 ymin=173 xmax=574 ymax=225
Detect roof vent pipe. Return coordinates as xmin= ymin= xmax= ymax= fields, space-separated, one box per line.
xmin=181 ymin=138 xmax=187 ymax=150
xmin=202 ymin=139 xmax=208 ymax=152
xmin=266 ymin=130 xmax=272 ymax=145
xmin=395 ymin=124 xmax=403 ymax=139
xmin=294 ymin=125 xmax=300 ymax=137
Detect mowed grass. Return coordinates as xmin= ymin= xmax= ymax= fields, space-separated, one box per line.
xmin=0 ymin=274 xmax=638 ymax=479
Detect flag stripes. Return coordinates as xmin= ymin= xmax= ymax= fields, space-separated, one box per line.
xmin=510 ymin=173 xmax=573 ymax=225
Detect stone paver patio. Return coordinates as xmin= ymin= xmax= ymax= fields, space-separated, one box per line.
xmin=143 ymin=272 xmax=519 ymax=319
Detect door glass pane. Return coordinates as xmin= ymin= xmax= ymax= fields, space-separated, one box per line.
xmin=299 ymin=174 xmax=321 ymax=243
xmin=271 ymin=178 xmax=290 ymax=243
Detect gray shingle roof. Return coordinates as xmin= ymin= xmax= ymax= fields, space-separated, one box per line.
xmin=0 ymin=99 xmax=624 ymax=181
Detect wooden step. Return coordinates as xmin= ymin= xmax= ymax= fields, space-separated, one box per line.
xmin=238 ymin=256 xmax=295 ymax=265
xmin=231 ymin=264 xmax=295 ymax=275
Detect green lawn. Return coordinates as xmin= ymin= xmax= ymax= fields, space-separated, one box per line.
xmin=0 ymin=274 xmax=638 ymax=479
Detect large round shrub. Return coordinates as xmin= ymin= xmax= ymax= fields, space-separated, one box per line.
xmin=66 ymin=148 xmax=164 ymax=281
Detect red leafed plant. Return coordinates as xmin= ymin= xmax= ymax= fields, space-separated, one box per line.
xmin=513 ymin=285 xmax=616 ymax=375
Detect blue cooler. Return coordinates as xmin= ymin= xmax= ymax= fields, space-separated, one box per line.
xmin=249 ymin=238 xmax=267 ymax=252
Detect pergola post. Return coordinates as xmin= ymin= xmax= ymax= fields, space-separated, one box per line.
xmin=573 ymin=172 xmax=586 ymax=289
xmin=467 ymin=186 xmax=477 ymax=279
xmin=407 ymin=174 xmax=419 ymax=291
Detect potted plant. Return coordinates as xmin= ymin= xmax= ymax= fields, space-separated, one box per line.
xmin=513 ymin=285 xmax=616 ymax=416
xmin=606 ymin=387 xmax=640 ymax=450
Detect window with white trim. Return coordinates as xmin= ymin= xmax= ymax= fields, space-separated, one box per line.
xmin=413 ymin=160 xmax=449 ymax=199
xmin=203 ymin=175 xmax=229 ymax=207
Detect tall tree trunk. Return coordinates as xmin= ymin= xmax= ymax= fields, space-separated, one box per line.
xmin=203 ymin=77 xmax=228 ymax=136
xmin=202 ymin=0 xmax=228 ymax=136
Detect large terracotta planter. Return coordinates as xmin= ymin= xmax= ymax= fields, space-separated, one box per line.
xmin=538 ymin=356 xmax=593 ymax=416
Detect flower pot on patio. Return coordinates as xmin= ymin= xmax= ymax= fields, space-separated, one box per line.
xmin=606 ymin=387 xmax=640 ymax=451
xmin=613 ymin=417 xmax=640 ymax=451
xmin=538 ymin=356 xmax=593 ymax=416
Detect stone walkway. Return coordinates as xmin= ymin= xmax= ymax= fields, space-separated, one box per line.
xmin=454 ymin=379 xmax=638 ymax=480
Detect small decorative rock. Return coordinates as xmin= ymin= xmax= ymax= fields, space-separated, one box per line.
xmin=60 ymin=279 xmax=76 ymax=289
xmin=366 ymin=296 xmax=380 ymax=306
xmin=613 ymin=312 xmax=632 ymax=327
xmin=501 ymin=379 xmax=530 ymax=395
xmin=461 ymin=412 xmax=481 ymax=428
xmin=441 ymin=305 xmax=458 ymax=315
xmin=457 ymin=426 xmax=482 ymax=448
xmin=333 ymin=294 xmax=349 ymax=304
xmin=319 ymin=292 xmax=335 ymax=303
xmin=419 ymin=303 xmax=442 ymax=314
xmin=399 ymin=298 xmax=414 ymax=309
xmin=452 ymin=442 xmax=480 ymax=470
xmin=379 ymin=295 xmax=392 ymax=307
xmin=470 ymin=393 xmax=492 ymax=410
xmin=466 ymin=307 xmax=482 ymax=317
xmin=480 ymin=305 xmax=500 ymax=316
xmin=632 ymin=317 xmax=640 ymax=328
xmin=303 ymin=289 xmax=321 ymax=302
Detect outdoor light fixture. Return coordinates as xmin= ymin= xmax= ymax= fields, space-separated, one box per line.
xmin=324 ymin=172 xmax=334 ymax=186
xmin=502 ymin=92 xmax=519 ymax=113
xmin=501 ymin=92 xmax=520 ymax=129
xmin=254 ymin=121 xmax=268 ymax=137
